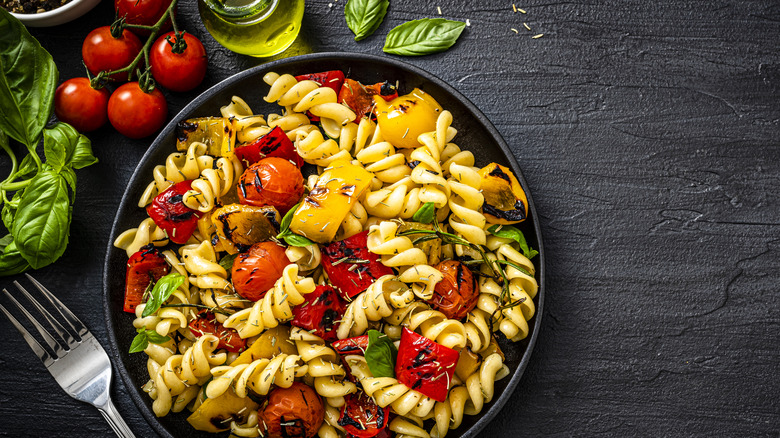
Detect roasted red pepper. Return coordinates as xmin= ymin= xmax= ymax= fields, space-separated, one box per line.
xmin=338 ymin=391 xmax=390 ymax=438
xmin=332 ymin=335 xmax=369 ymax=356
xmin=395 ymin=327 xmax=459 ymax=402
xmin=291 ymin=285 xmax=347 ymax=342
xmin=146 ymin=180 xmax=202 ymax=244
xmin=321 ymin=231 xmax=394 ymax=301
xmin=234 ymin=126 xmax=304 ymax=168
xmin=188 ymin=310 xmax=246 ymax=353
xmin=295 ymin=70 xmax=346 ymax=122
xmin=338 ymin=79 xmax=398 ymax=122
xmin=124 ymin=245 xmax=170 ymax=313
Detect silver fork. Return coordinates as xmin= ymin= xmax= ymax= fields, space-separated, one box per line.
xmin=0 ymin=274 xmax=135 ymax=438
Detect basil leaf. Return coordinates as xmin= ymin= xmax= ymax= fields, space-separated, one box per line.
xmin=11 ymin=170 xmax=71 ymax=269
xmin=487 ymin=224 xmax=539 ymax=259
xmin=1 ymin=189 xmax=23 ymax=232
xmin=365 ymin=329 xmax=397 ymax=378
xmin=15 ymin=152 xmax=38 ymax=181
xmin=129 ymin=332 xmax=149 ymax=354
xmin=283 ymin=233 xmax=315 ymax=247
xmin=60 ymin=167 xmax=77 ymax=201
xmin=0 ymin=9 xmax=57 ymax=150
xmin=142 ymin=272 xmax=186 ymax=317
xmin=43 ymin=123 xmax=97 ymax=173
xmin=384 ymin=18 xmax=466 ymax=56
xmin=145 ymin=329 xmax=172 ymax=344
xmin=345 ymin=0 xmax=389 ymax=41
xmin=412 ymin=202 xmax=436 ymax=224
xmin=218 ymin=253 xmax=238 ymax=272
xmin=278 ymin=201 xmax=301 ymax=235
xmin=0 ymin=236 xmax=30 ymax=277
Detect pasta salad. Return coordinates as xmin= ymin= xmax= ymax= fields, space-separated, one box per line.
xmin=114 ymin=69 xmax=539 ymax=438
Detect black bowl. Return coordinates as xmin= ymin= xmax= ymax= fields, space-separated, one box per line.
xmin=103 ymin=52 xmax=545 ymax=438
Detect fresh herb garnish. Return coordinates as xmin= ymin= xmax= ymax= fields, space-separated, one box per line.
xmin=276 ymin=202 xmax=316 ymax=247
xmin=141 ymin=272 xmax=185 ymax=317
xmin=345 ymin=0 xmax=390 ymax=41
xmin=487 ymin=224 xmax=539 ymax=259
xmin=383 ymin=18 xmax=466 ymax=56
xmin=412 ymin=201 xmax=436 ymax=224
xmin=365 ymin=329 xmax=398 ymax=378
xmin=218 ymin=253 xmax=238 ymax=272
xmin=129 ymin=328 xmax=171 ymax=353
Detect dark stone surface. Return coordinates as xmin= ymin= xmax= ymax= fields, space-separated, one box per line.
xmin=1 ymin=0 xmax=779 ymax=436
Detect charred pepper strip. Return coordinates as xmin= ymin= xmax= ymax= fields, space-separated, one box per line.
xmin=146 ymin=180 xmax=202 ymax=244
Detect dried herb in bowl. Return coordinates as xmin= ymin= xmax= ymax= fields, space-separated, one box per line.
xmin=0 ymin=0 xmax=70 ymax=14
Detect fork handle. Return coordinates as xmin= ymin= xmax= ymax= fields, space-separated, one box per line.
xmin=97 ymin=397 xmax=136 ymax=438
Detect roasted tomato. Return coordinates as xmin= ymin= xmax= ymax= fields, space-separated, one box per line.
xmin=232 ymin=241 xmax=290 ymax=301
xmin=428 ymin=260 xmax=478 ymax=320
xmin=189 ymin=310 xmax=246 ymax=353
xmin=321 ymin=231 xmax=394 ymax=301
xmin=146 ymin=180 xmax=201 ymax=244
xmin=124 ymin=245 xmax=169 ymax=313
xmin=291 ymin=285 xmax=346 ymax=342
xmin=395 ymin=327 xmax=459 ymax=402
xmin=238 ymin=157 xmax=304 ymax=215
xmin=259 ymin=382 xmax=325 ymax=438
xmin=234 ymin=126 xmax=303 ymax=168
xmin=338 ymin=78 xmax=398 ymax=122
xmin=372 ymin=88 xmax=443 ymax=149
xmin=338 ymin=391 xmax=390 ymax=438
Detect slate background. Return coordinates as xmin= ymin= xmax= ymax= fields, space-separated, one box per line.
xmin=1 ymin=0 xmax=779 ymax=436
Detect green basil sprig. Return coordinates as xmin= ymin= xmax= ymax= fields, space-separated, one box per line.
xmin=345 ymin=0 xmax=390 ymax=41
xmin=276 ymin=201 xmax=315 ymax=247
xmin=384 ymin=18 xmax=466 ymax=56
xmin=0 ymin=12 xmax=98 ymax=276
xmin=365 ymin=329 xmax=398 ymax=378
xmin=412 ymin=201 xmax=436 ymax=224
xmin=487 ymin=224 xmax=539 ymax=259
xmin=129 ymin=328 xmax=171 ymax=354
xmin=218 ymin=253 xmax=238 ymax=273
xmin=141 ymin=272 xmax=186 ymax=318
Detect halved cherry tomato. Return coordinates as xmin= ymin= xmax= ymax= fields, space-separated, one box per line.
xmin=107 ymin=82 xmax=168 ymax=139
xmin=338 ymin=79 xmax=398 ymax=122
xmin=259 ymin=382 xmax=324 ymax=438
xmin=321 ymin=231 xmax=393 ymax=301
xmin=115 ymin=0 xmax=173 ymax=36
xmin=428 ymin=260 xmax=478 ymax=320
xmin=146 ymin=180 xmax=201 ymax=244
xmin=234 ymin=126 xmax=304 ymax=168
xmin=124 ymin=245 xmax=169 ymax=313
xmin=150 ymin=31 xmax=207 ymax=92
xmin=54 ymin=78 xmax=110 ymax=132
xmin=294 ymin=71 xmax=346 ymax=122
xmin=82 ymin=26 xmax=143 ymax=82
xmin=232 ymin=241 xmax=290 ymax=301
xmin=237 ymin=157 xmax=304 ymax=215
xmin=291 ymin=285 xmax=346 ymax=342
xmin=338 ymin=391 xmax=390 ymax=438
xmin=188 ymin=310 xmax=246 ymax=353
xmin=395 ymin=327 xmax=459 ymax=402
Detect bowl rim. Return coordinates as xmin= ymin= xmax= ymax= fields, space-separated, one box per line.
xmin=103 ymin=51 xmax=545 ymax=438
xmin=9 ymin=0 xmax=99 ymax=22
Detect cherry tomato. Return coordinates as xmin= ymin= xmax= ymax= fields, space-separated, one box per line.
xmin=259 ymin=382 xmax=324 ymax=438
xmin=146 ymin=180 xmax=201 ymax=244
xmin=338 ymin=391 xmax=390 ymax=438
xmin=54 ymin=78 xmax=110 ymax=132
xmin=237 ymin=157 xmax=304 ymax=215
xmin=188 ymin=310 xmax=246 ymax=353
xmin=232 ymin=241 xmax=290 ymax=301
xmin=107 ymin=82 xmax=168 ymax=139
xmin=82 ymin=26 xmax=142 ymax=82
xmin=338 ymin=78 xmax=398 ymax=122
xmin=124 ymin=245 xmax=169 ymax=314
xmin=114 ymin=0 xmax=173 ymax=36
xmin=291 ymin=285 xmax=346 ymax=342
xmin=395 ymin=327 xmax=459 ymax=402
xmin=429 ymin=260 xmax=478 ymax=320
xmin=150 ymin=31 xmax=207 ymax=92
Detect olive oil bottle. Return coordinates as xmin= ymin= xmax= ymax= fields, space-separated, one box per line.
xmin=198 ymin=0 xmax=305 ymax=57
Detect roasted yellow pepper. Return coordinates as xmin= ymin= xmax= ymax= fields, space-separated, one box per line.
xmin=479 ymin=163 xmax=529 ymax=225
xmin=176 ymin=117 xmax=236 ymax=158
xmin=211 ymin=204 xmax=281 ymax=254
xmin=289 ymin=160 xmax=373 ymax=243
xmin=187 ymin=388 xmax=259 ymax=432
xmin=373 ymin=88 xmax=443 ymax=149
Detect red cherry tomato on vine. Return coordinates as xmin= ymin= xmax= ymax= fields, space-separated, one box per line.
xmin=82 ymin=26 xmax=142 ymax=82
xmin=149 ymin=31 xmax=208 ymax=92
xmin=114 ymin=0 xmax=173 ymax=36
xmin=107 ymin=82 xmax=168 ymax=139
xmin=237 ymin=157 xmax=304 ymax=215
xmin=54 ymin=78 xmax=110 ymax=132
xmin=232 ymin=241 xmax=290 ymax=302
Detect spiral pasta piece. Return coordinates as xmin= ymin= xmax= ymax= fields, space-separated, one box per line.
xmin=410 ymin=132 xmax=450 ymax=208
xmin=346 ymin=355 xmax=435 ymax=418
xmin=290 ymin=327 xmax=357 ymax=398
xmin=447 ymin=163 xmax=486 ymax=246
xmin=355 ymin=141 xmax=410 ymax=184
xmin=285 ymin=244 xmax=322 ymax=274
xmin=337 ymin=275 xmax=409 ymax=339
xmin=138 ymin=142 xmax=215 ymax=207
xmin=181 ymin=155 xmax=243 ymax=212
xmin=397 ymin=264 xmax=444 ymax=301
xmin=113 ymin=217 xmax=170 ymax=257
xmin=367 ymin=221 xmax=427 ymax=268
xmin=223 ymin=264 xmax=316 ymax=338
xmin=180 ymin=240 xmax=230 ymax=290
xmin=207 ymin=353 xmax=307 ymax=399
xmin=385 ymin=302 xmax=467 ymax=351
xmin=363 ymin=177 xmax=422 ymax=220
xmin=295 ymin=129 xmax=354 ymax=167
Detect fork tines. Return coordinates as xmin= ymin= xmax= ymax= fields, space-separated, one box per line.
xmin=0 ymin=273 xmax=89 ymax=365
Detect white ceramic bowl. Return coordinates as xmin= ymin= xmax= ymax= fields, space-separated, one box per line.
xmin=10 ymin=0 xmax=101 ymax=27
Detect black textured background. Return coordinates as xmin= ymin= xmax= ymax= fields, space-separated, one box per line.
xmin=1 ymin=0 xmax=779 ymax=436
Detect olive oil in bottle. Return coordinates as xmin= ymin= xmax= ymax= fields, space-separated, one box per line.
xmin=198 ymin=0 xmax=305 ymax=57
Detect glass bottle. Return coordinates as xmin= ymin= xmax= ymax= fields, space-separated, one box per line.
xmin=198 ymin=0 xmax=305 ymax=57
